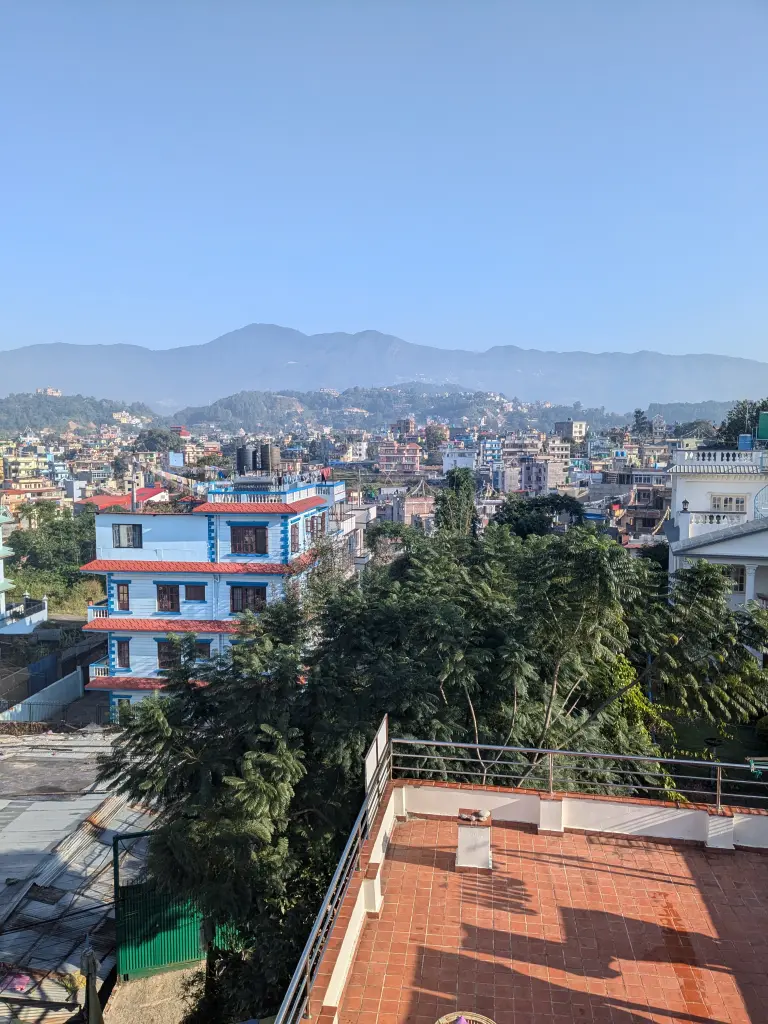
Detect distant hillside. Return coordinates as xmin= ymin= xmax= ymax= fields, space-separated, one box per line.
xmin=2 ymin=324 xmax=768 ymax=409
xmin=175 ymin=385 xmax=514 ymax=432
xmin=0 ymin=393 xmax=159 ymax=433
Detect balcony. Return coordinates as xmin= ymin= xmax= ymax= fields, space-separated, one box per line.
xmin=89 ymin=658 xmax=110 ymax=679
xmin=87 ymin=600 xmax=109 ymax=622
xmin=0 ymin=595 xmax=48 ymax=634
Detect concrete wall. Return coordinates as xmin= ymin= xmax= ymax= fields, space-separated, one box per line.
xmin=96 ymin=514 xmax=208 ymax=561
xmin=0 ymin=668 xmax=83 ymax=721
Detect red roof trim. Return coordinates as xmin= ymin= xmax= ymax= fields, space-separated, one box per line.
xmin=79 ymin=552 xmax=317 ymax=575
xmin=83 ymin=618 xmax=240 ymax=633
xmin=191 ymin=498 xmax=328 ymax=515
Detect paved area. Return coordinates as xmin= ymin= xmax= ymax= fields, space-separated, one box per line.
xmin=338 ymin=817 xmax=768 ymax=1024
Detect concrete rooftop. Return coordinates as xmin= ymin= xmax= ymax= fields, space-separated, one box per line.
xmin=338 ymin=817 xmax=767 ymax=1024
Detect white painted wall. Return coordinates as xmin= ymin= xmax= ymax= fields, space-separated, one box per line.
xmin=96 ymin=514 xmax=208 ymax=561
xmin=108 ymin=630 xmax=231 ymax=676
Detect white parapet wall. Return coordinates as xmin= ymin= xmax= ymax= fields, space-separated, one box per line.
xmin=398 ymin=782 xmax=768 ymax=851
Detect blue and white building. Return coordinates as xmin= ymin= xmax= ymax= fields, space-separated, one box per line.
xmin=81 ymin=473 xmax=356 ymax=716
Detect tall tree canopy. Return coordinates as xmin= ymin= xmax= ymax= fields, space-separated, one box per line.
xmin=98 ymin=526 xmax=768 ymax=1022
xmin=718 ymin=398 xmax=768 ymax=444
xmin=493 ymin=493 xmax=584 ymax=537
xmin=434 ymin=467 xmax=478 ymax=535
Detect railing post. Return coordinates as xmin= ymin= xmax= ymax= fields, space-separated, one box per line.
xmin=715 ymin=765 xmax=722 ymax=811
xmin=303 ymin=957 xmax=312 ymax=1019
xmin=548 ymin=752 xmax=554 ymax=795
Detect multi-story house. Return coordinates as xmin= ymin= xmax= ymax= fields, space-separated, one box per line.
xmin=377 ymin=442 xmax=421 ymax=475
xmin=520 ymin=455 xmax=567 ymax=496
xmin=554 ymin=419 xmax=587 ymax=442
xmin=668 ymin=446 xmax=768 ymax=607
xmin=81 ymin=473 xmax=349 ymax=717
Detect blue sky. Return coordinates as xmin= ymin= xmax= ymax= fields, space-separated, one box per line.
xmin=1 ymin=2 xmax=766 ymax=356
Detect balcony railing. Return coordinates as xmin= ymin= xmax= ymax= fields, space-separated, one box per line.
xmin=689 ymin=511 xmax=746 ymax=526
xmin=89 ymin=658 xmax=110 ymax=678
xmin=87 ymin=600 xmax=109 ymax=621
xmin=674 ymin=448 xmax=765 ymax=467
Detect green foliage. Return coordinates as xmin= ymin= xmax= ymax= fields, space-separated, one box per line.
xmin=719 ymin=398 xmax=768 ymax=444
xmin=434 ymin=468 xmax=478 ymax=536
xmin=6 ymin=504 xmax=101 ymax=613
xmin=0 ymin=392 xmax=157 ymax=432
xmin=96 ymin=527 xmax=768 ymax=1022
xmin=632 ymin=408 xmax=651 ymax=436
xmin=635 ymin=541 xmax=670 ymax=571
xmin=493 ymin=493 xmax=584 ymax=537
xmin=755 ymin=716 xmax=768 ymax=746
xmin=134 ymin=428 xmax=178 ymax=452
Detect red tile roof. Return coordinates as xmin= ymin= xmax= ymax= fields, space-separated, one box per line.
xmin=83 ymin=618 xmax=240 ymax=633
xmin=80 ymin=552 xmax=317 ymax=575
xmin=86 ymin=677 xmax=167 ymax=691
xmin=76 ymin=488 xmax=168 ymax=509
xmin=191 ymin=497 xmax=328 ymax=515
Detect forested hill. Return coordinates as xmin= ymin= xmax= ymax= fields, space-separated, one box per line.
xmin=0 ymin=393 xmax=159 ymax=433
xmin=174 ymin=385 xmax=519 ymax=431
xmin=174 ymin=386 xmax=735 ymax=433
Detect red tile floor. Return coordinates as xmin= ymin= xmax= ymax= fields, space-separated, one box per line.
xmin=337 ymin=817 xmax=768 ymax=1024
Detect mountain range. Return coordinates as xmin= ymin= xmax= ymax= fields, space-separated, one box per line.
xmin=2 ymin=324 xmax=766 ymax=412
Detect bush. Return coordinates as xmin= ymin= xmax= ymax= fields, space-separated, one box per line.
xmin=756 ymin=716 xmax=768 ymax=745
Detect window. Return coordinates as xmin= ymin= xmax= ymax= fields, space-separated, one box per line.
xmin=230 ymin=585 xmax=267 ymax=613
xmin=185 ymin=584 xmax=206 ymax=602
xmin=156 ymin=584 xmax=180 ymax=612
xmin=730 ymin=566 xmax=746 ymax=594
xmin=711 ymin=495 xmax=746 ymax=513
xmin=116 ymin=583 xmax=130 ymax=611
xmin=112 ymin=523 xmax=142 ymax=548
xmin=157 ymin=641 xmax=179 ymax=670
xmin=195 ymin=641 xmax=212 ymax=660
xmin=116 ymin=639 xmax=130 ymax=669
xmin=291 ymin=522 xmax=300 ymax=553
xmin=231 ymin=525 xmax=268 ymax=555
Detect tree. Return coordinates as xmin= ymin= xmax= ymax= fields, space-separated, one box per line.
xmin=632 ymin=409 xmax=651 ymax=436
xmin=493 ymin=493 xmax=584 ymax=538
xmin=424 ymin=423 xmax=447 ymax=452
xmin=719 ymin=398 xmax=768 ymax=445
xmin=134 ymin=428 xmax=178 ymax=452
xmin=434 ymin=468 xmax=478 ymax=535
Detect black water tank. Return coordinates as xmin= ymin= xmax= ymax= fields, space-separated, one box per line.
xmin=236 ymin=446 xmax=255 ymax=475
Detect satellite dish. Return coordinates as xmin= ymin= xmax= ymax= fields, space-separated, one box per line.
xmin=755 ymin=485 xmax=768 ymax=520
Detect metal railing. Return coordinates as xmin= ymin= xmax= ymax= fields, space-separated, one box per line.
xmin=390 ymin=738 xmax=768 ymax=810
xmin=87 ymin=601 xmax=110 ymax=621
xmin=274 ymin=732 xmax=390 ymax=1024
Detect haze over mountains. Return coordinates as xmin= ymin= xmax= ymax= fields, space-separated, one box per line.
xmin=3 ymin=323 xmax=766 ymax=412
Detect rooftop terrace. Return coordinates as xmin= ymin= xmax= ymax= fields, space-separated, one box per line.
xmin=276 ymin=723 xmax=768 ymax=1024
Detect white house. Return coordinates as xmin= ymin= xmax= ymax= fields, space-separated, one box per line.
xmin=668 ymin=447 xmax=768 ymax=607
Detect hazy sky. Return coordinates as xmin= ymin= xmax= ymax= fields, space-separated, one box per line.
xmin=1 ymin=3 xmax=766 ymax=356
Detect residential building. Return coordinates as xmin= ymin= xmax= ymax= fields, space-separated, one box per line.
xmin=75 ymin=487 xmax=169 ymax=514
xmin=554 ymin=418 xmax=587 ymax=441
xmin=0 ymin=506 xmax=13 ymax=619
xmin=392 ymin=494 xmax=435 ymax=526
xmin=668 ymin=446 xmax=768 ymax=607
xmin=391 ymin=416 xmax=416 ymax=437
xmin=377 ymin=442 xmax=421 ymax=475
xmin=34 ymin=386 xmax=62 ymax=397
xmin=442 ymin=448 xmax=477 ymax=474
xmin=80 ymin=473 xmax=351 ymax=715
xmin=520 ymin=455 xmax=567 ymax=495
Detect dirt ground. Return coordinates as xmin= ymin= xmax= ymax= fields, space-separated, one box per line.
xmin=105 ymin=968 xmax=200 ymax=1024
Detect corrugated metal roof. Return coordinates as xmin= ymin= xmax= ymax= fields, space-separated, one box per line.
xmin=0 ymin=791 xmax=153 ymax=1021
xmin=670 ymin=464 xmax=762 ymax=474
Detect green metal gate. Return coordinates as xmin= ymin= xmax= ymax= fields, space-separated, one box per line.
xmin=116 ymin=882 xmax=205 ymax=979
